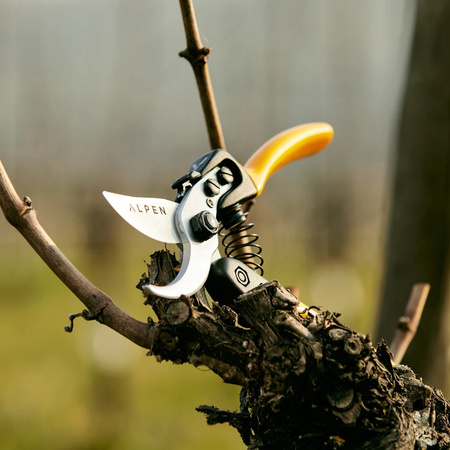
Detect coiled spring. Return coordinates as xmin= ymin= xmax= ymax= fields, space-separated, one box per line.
xmin=220 ymin=220 xmax=264 ymax=275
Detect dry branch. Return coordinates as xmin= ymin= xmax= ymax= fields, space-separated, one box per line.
xmin=178 ymin=0 xmax=225 ymax=150
xmin=390 ymin=283 xmax=431 ymax=364
xmin=178 ymin=0 xmax=260 ymax=262
xmin=0 ymin=159 xmax=154 ymax=349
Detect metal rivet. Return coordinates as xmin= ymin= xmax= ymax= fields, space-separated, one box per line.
xmin=218 ymin=166 xmax=234 ymax=185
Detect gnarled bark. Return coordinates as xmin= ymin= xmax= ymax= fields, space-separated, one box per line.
xmin=137 ymin=250 xmax=450 ymax=449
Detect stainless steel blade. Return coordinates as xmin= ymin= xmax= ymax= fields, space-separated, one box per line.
xmin=103 ymin=191 xmax=180 ymax=244
xmin=142 ymin=167 xmax=233 ymax=299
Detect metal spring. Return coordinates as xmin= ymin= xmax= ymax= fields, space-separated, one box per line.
xmin=220 ymin=221 xmax=264 ymax=275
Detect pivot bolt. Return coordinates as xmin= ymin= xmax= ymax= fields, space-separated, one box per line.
xmin=190 ymin=211 xmax=219 ymax=242
xmin=204 ymin=179 xmax=221 ymax=196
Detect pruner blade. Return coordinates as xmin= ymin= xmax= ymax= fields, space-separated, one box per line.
xmin=103 ymin=191 xmax=180 ymax=244
xmin=142 ymin=166 xmax=233 ymax=299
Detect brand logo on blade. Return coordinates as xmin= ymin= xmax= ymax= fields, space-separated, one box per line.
xmin=234 ymin=267 xmax=250 ymax=287
xmin=129 ymin=204 xmax=167 ymax=215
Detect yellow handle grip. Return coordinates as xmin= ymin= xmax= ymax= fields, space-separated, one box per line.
xmin=244 ymin=122 xmax=334 ymax=196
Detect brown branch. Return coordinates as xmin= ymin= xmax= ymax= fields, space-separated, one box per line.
xmin=178 ymin=0 xmax=225 ymax=150
xmin=0 ymin=159 xmax=155 ymax=350
xmin=390 ymin=282 xmax=430 ymax=364
xmin=178 ymin=0 xmax=264 ymax=265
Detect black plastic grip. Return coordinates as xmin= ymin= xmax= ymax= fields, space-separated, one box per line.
xmin=205 ymin=257 xmax=268 ymax=305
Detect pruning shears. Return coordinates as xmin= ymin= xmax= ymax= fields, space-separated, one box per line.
xmin=104 ymin=122 xmax=333 ymax=305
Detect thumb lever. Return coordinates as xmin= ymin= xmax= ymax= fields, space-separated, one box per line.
xmin=244 ymin=122 xmax=334 ymax=196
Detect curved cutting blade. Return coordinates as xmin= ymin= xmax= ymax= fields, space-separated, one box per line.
xmin=142 ymin=167 xmax=232 ymax=299
xmin=103 ymin=191 xmax=180 ymax=244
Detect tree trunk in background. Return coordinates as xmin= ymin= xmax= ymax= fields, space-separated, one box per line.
xmin=376 ymin=0 xmax=450 ymax=391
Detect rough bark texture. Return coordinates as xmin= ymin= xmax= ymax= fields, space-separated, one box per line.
xmin=139 ymin=251 xmax=450 ymax=449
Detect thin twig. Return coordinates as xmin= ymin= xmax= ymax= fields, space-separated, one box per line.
xmin=390 ymin=282 xmax=430 ymax=364
xmin=178 ymin=0 xmax=225 ymax=150
xmin=178 ymin=0 xmax=260 ymax=262
xmin=0 ymin=159 xmax=154 ymax=350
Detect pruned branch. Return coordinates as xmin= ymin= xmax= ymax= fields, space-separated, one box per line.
xmin=0 ymin=159 xmax=154 ymax=349
xmin=390 ymin=282 xmax=431 ymax=364
xmin=178 ymin=0 xmax=225 ymax=150
xmin=139 ymin=252 xmax=450 ymax=449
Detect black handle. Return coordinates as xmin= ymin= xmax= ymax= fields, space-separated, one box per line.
xmin=205 ymin=257 xmax=268 ymax=305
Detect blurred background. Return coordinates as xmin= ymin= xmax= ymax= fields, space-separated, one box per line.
xmin=0 ymin=0 xmax=424 ymax=448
